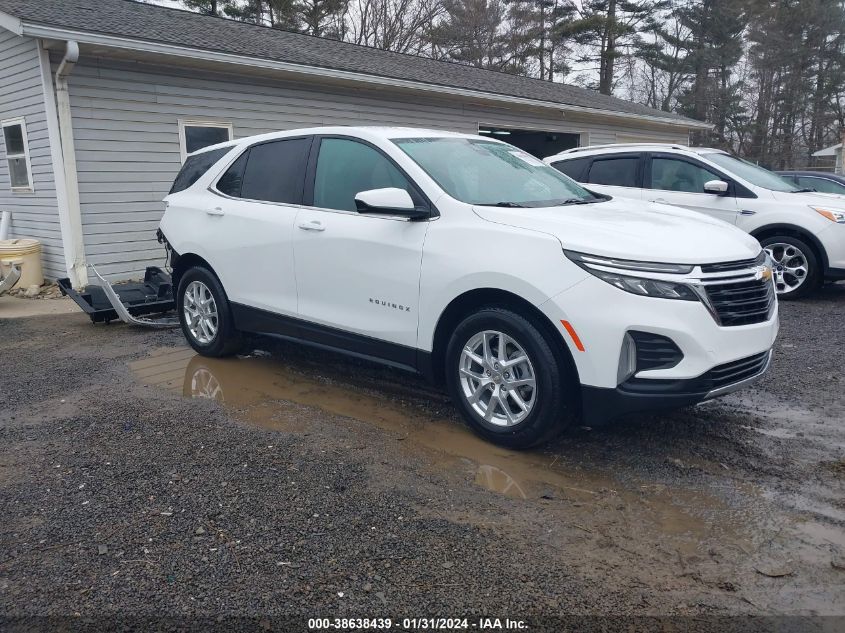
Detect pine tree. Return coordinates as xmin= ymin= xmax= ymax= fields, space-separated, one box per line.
xmin=561 ymin=0 xmax=669 ymax=94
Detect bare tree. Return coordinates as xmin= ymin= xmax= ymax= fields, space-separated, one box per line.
xmin=342 ymin=0 xmax=445 ymax=54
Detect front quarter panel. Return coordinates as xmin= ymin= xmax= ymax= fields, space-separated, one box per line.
xmin=417 ymin=202 xmax=589 ymax=352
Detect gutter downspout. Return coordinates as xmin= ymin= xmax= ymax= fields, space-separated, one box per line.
xmin=53 ymin=41 xmax=87 ymax=288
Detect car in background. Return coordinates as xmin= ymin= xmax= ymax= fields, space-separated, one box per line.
xmin=776 ymin=171 xmax=845 ymax=196
xmin=158 ymin=127 xmax=778 ymax=448
xmin=544 ymin=144 xmax=845 ymax=298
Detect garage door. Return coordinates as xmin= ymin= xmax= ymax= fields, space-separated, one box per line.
xmin=478 ymin=126 xmax=581 ymax=158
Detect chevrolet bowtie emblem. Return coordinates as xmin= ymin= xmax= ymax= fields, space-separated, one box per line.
xmin=756 ymin=266 xmax=773 ymax=282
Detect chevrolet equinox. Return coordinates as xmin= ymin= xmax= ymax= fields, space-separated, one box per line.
xmin=158 ymin=127 xmax=779 ymax=448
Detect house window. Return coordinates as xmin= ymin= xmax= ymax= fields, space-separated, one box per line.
xmin=178 ymin=120 xmax=233 ymax=161
xmin=2 ymin=117 xmax=33 ymax=192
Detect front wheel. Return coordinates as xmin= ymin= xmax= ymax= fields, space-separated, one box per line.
xmin=177 ymin=266 xmax=242 ymax=357
xmin=760 ymin=235 xmax=821 ymax=299
xmin=445 ymin=308 xmax=577 ymax=449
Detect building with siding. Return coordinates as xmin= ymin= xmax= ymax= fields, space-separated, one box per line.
xmin=0 ymin=0 xmax=710 ymax=287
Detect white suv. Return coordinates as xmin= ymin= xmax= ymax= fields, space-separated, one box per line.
xmin=545 ymin=143 xmax=845 ymax=298
xmin=158 ymin=127 xmax=778 ymax=448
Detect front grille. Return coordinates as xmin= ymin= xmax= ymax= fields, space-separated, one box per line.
xmin=705 ymin=278 xmax=775 ymax=326
xmin=701 ymin=351 xmax=771 ymax=391
xmin=630 ymin=331 xmax=683 ymax=371
xmin=700 ymin=258 xmax=759 ymax=273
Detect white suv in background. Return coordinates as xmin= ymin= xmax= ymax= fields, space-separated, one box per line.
xmin=545 ymin=144 xmax=845 ymax=298
xmin=158 ymin=127 xmax=778 ymax=448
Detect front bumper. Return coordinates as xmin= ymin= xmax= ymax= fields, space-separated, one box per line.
xmin=818 ymin=223 xmax=845 ymax=277
xmin=538 ymin=274 xmax=779 ymax=422
xmin=580 ymin=349 xmax=772 ymax=425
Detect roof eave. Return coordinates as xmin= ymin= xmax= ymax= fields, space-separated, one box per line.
xmin=16 ymin=18 xmax=712 ymax=130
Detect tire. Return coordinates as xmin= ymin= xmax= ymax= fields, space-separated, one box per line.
xmin=177 ymin=265 xmax=242 ymax=357
xmin=445 ymin=307 xmax=578 ymax=449
xmin=760 ymin=235 xmax=821 ymax=300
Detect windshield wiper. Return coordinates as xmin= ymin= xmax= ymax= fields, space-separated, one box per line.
xmin=481 ymin=201 xmax=527 ymax=207
xmin=791 ymin=188 xmax=817 ymax=193
xmin=556 ymin=198 xmax=595 ymax=205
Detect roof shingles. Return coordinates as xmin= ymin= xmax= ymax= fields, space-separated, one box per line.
xmin=0 ymin=0 xmax=699 ymax=125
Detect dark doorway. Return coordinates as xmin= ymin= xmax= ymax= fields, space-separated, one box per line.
xmin=478 ymin=126 xmax=581 ymax=158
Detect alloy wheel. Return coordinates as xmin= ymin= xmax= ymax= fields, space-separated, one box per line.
xmin=764 ymin=243 xmax=809 ymax=295
xmin=458 ymin=330 xmax=537 ymax=427
xmin=183 ymin=280 xmax=219 ymax=345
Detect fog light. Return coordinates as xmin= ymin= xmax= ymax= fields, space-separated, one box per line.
xmin=617 ymin=332 xmax=637 ymax=385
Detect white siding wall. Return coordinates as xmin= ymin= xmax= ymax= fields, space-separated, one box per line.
xmin=0 ymin=29 xmax=62 ymax=279
xmin=65 ymin=56 xmax=692 ymax=280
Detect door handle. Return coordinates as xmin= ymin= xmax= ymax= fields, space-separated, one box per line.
xmin=298 ymin=220 xmax=325 ymax=232
xmin=649 ymin=198 xmax=667 ymax=204
xmin=206 ymin=207 xmax=225 ymax=216
xmin=740 ymin=209 xmax=756 ymax=216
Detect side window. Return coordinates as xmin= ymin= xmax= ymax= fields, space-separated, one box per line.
xmin=650 ymin=157 xmax=719 ymax=193
xmin=216 ymin=152 xmax=249 ymax=197
xmin=169 ymin=147 xmax=230 ymax=194
xmin=2 ymin=118 xmax=33 ymax=191
xmin=798 ymin=176 xmax=845 ymax=194
xmin=551 ymin=157 xmax=590 ymax=181
xmin=313 ymin=138 xmax=420 ymax=212
xmin=240 ymin=137 xmax=311 ymax=204
xmin=587 ymin=157 xmax=639 ymax=187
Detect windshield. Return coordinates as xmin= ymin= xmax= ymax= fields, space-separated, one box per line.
xmin=705 ymin=153 xmax=798 ymax=192
xmin=393 ymin=137 xmax=600 ymax=207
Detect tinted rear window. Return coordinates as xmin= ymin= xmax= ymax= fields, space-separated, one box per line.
xmin=169 ymin=147 xmax=230 ymax=194
xmin=239 ymin=137 xmax=311 ymax=204
xmin=551 ymin=157 xmax=590 ymax=181
xmin=587 ymin=157 xmax=639 ymax=187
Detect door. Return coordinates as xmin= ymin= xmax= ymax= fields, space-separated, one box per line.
xmin=207 ymin=136 xmax=312 ymax=316
xmin=294 ymin=137 xmax=431 ymax=353
xmin=582 ymin=153 xmax=643 ymax=200
xmin=644 ymin=154 xmax=738 ymax=225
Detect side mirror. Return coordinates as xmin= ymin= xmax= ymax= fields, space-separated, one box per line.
xmin=355 ymin=188 xmax=429 ymax=219
xmin=704 ymin=179 xmax=729 ymax=194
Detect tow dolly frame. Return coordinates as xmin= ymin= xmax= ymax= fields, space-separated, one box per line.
xmin=58 ymin=266 xmax=178 ymax=326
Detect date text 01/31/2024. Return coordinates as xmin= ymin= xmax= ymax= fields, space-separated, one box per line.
xmin=307 ymin=617 xmax=528 ymax=630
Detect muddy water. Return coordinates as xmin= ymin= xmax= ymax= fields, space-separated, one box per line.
xmin=130 ymin=347 xmax=753 ymax=549
xmin=130 ymin=347 xmax=845 ymax=614
xmin=130 ymin=347 xmax=611 ymax=500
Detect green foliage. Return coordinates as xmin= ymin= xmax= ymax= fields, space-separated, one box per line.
xmin=561 ymin=0 xmax=670 ymax=93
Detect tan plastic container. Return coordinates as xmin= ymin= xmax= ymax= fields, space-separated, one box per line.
xmin=0 ymin=238 xmax=43 ymax=289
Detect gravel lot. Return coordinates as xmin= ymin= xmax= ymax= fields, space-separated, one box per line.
xmin=1 ymin=285 xmax=844 ymax=631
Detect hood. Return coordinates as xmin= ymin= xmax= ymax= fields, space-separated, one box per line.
xmin=770 ymin=190 xmax=845 ymax=205
xmin=473 ymin=197 xmax=761 ymax=264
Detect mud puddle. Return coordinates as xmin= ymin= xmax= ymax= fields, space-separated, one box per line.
xmin=130 ymin=347 xmax=613 ymax=501
xmin=131 ymin=348 xmax=760 ymax=547
xmin=127 ymin=346 xmax=845 ymax=612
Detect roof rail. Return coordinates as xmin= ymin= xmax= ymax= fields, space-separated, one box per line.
xmin=559 ymin=142 xmax=689 ymax=154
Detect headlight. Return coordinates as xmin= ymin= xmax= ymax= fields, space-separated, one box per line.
xmin=811 ymin=206 xmax=845 ymax=223
xmin=565 ymin=250 xmax=699 ymax=300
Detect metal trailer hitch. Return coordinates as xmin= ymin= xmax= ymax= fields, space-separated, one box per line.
xmin=58 ymin=265 xmax=178 ymax=327
xmin=0 ymin=263 xmax=21 ymax=296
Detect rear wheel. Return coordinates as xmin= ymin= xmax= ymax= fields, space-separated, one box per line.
xmin=445 ymin=307 xmax=577 ymax=449
xmin=760 ymin=235 xmax=821 ymax=299
xmin=177 ymin=266 xmax=242 ymax=356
